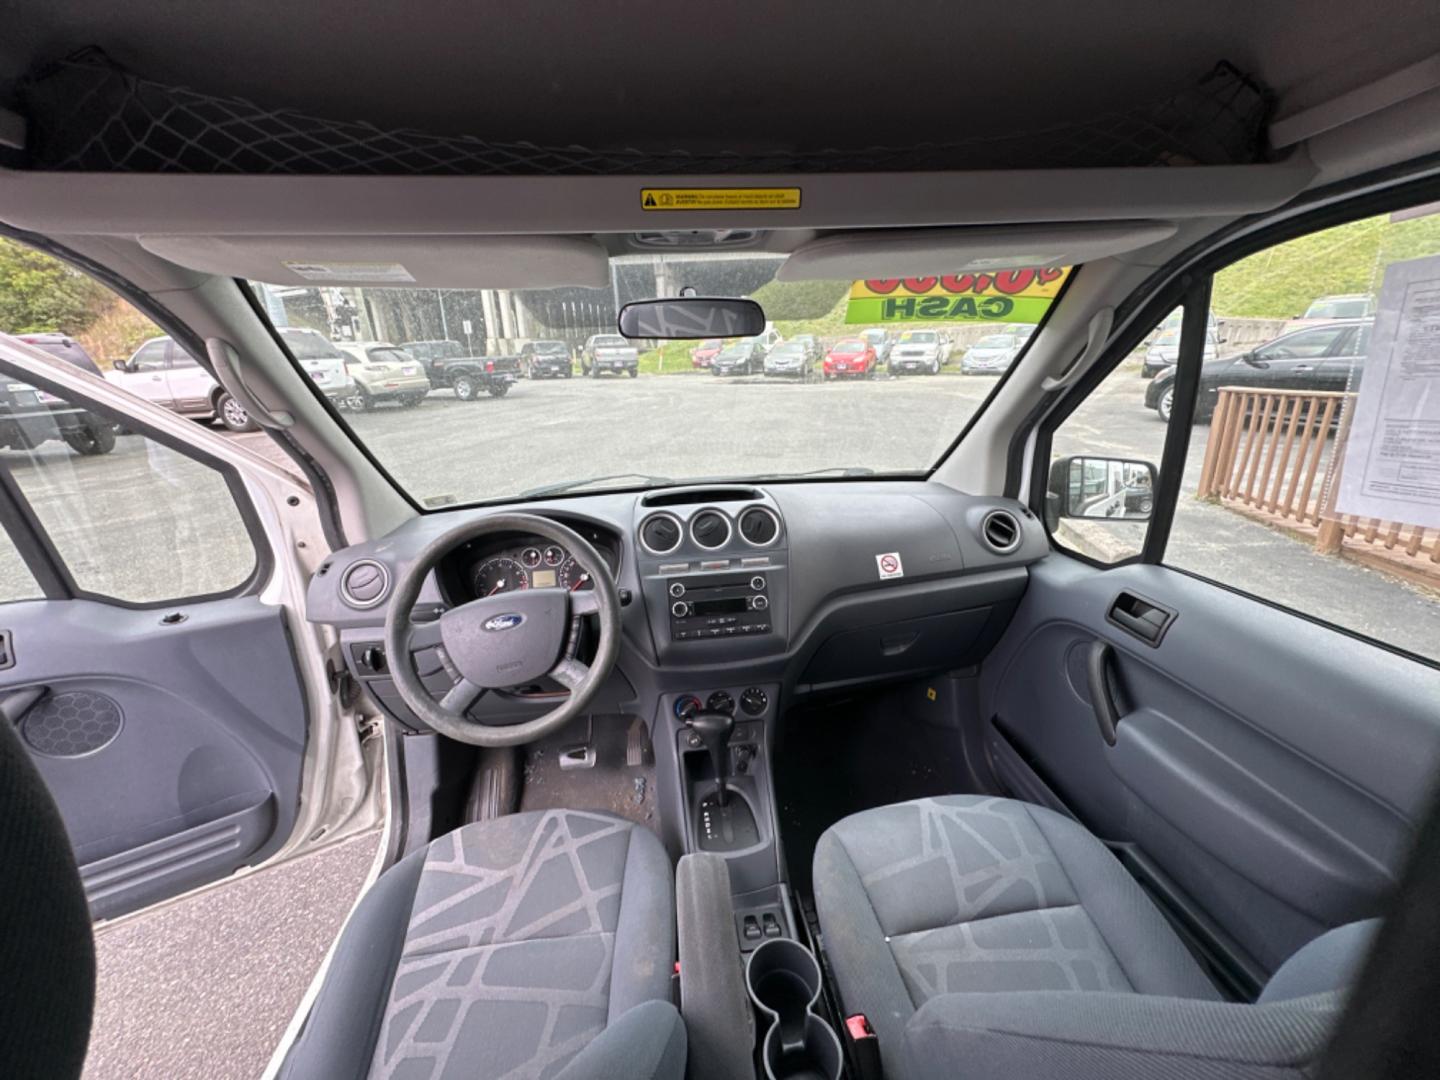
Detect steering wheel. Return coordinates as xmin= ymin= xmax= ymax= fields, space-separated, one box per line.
xmin=384 ymin=513 xmax=621 ymax=747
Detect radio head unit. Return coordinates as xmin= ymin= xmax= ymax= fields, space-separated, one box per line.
xmin=668 ymin=572 xmax=771 ymax=641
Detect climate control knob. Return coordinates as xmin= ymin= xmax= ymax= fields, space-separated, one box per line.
xmin=674 ymin=695 xmax=703 ymax=721
xmin=740 ymin=687 xmax=768 ymax=716
xmin=707 ymin=690 xmax=735 ymax=715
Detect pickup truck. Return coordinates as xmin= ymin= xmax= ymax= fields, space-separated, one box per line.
xmin=400 ymin=339 xmax=520 ymax=399
xmin=1 ymin=333 xmax=118 ymax=455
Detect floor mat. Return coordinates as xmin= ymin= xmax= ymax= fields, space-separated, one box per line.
xmin=518 ymin=713 xmax=658 ymax=829
xmin=774 ymin=680 xmax=976 ymax=897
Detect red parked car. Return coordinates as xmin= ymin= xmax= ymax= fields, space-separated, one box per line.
xmin=823 ymin=338 xmax=877 ymax=379
xmin=690 ymin=338 xmax=723 ymax=369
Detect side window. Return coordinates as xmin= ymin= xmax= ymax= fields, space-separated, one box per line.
xmin=0 ymin=529 xmax=42 ymax=603
xmin=1046 ymin=339 xmax=1172 ymax=564
xmin=1163 ymin=205 xmax=1440 ymax=662
xmin=130 ymin=339 xmax=168 ymax=370
xmin=168 ymin=344 xmax=200 ymax=368
xmin=0 ymin=378 xmax=259 ymax=603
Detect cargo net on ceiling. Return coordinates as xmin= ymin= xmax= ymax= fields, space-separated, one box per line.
xmin=15 ymin=48 xmax=1273 ymax=176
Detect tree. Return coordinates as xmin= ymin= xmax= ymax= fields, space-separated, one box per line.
xmin=0 ymin=237 xmax=111 ymax=335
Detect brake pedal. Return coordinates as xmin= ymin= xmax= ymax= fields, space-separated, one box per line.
xmin=627 ymin=716 xmax=655 ymax=767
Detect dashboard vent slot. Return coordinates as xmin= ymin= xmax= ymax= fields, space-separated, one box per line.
xmin=689 ymin=510 xmax=732 ymax=550
xmin=738 ymin=506 xmax=781 ymax=547
xmin=341 ymin=559 xmax=390 ymax=608
xmin=639 ymin=513 xmax=683 ymax=556
xmin=642 ymin=487 xmax=759 ymax=507
xmin=979 ymin=510 xmax=1022 ymax=555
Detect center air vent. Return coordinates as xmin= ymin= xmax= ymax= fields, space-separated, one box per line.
xmin=639 ymin=512 xmax=683 ymax=555
xmin=689 ymin=510 xmax=732 ymax=550
xmin=979 ymin=510 xmax=1022 ymax=555
xmin=738 ymin=506 xmax=780 ymax=547
xmin=341 ymin=559 xmax=390 ymax=608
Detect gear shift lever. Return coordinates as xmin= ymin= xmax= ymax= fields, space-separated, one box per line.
xmin=686 ymin=711 xmax=734 ymax=806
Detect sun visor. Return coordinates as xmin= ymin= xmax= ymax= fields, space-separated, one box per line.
xmin=136 ymin=234 xmax=611 ymax=288
xmin=776 ymin=221 xmax=1177 ymax=280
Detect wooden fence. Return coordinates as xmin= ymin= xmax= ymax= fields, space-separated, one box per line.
xmin=1197 ymin=386 xmax=1440 ymax=589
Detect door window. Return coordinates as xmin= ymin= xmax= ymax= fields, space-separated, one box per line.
xmin=0 ymin=384 xmax=259 ymax=603
xmin=1045 ymin=201 xmax=1440 ymax=663
xmin=130 ymin=339 xmax=169 ymax=369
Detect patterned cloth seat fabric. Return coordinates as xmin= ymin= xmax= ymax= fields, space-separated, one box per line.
xmin=279 ymin=809 xmax=684 ymax=1080
xmin=813 ymin=795 xmax=1368 ymax=1080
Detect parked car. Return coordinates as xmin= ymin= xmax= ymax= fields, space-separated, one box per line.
xmin=690 ymin=338 xmax=724 ymax=369
xmin=1145 ymin=319 xmax=1372 ymax=421
xmin=823 ymin=338 xmax=878 ymax=379
xmin=335 ymin=342 xmax=433 ymax=409
xmin=275 ymin=327 xmax=355 ymax=403
xmin=762 ymin=341 xmax=812 ymax=379
xmin=788 ymin=334 xmax=823 ymax=365
xmin=0 ymin=334 xmax=117 ymax=455
xmin=887 ymin=329 xmax=950 ymax=375
xmin=581 ymin=334 xmax=639 ymax=377
xmin=711 ymin=339 xmax=766 ymax=376
xmin=961 ymin=331 xmax=1030 ymax=374
xmin=401 ymin=338 xmax=520 ymax=398
xmin=520 ymin=340 xmax=573 ymax=379
xmin=108 ymin=334 xmax=259 ymax=432
xmin=1141 ymin=324 xmax=1220 ymax=378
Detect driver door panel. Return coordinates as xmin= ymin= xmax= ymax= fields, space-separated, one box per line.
xmin=0 ymin=596 xmax=307 ymax=920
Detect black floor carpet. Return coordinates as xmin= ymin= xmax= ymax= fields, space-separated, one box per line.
xmin=774 ymin=680 xmax=976 ymax=897
xmin=517 ymin=713 xmax=658 ymax=829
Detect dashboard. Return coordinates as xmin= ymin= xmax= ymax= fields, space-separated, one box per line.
xmin=304 ymin=480 xmax=1049 ymax=732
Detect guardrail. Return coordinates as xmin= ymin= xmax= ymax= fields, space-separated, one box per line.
xmin=1197 ymin=386 xmax=1440 ymax=589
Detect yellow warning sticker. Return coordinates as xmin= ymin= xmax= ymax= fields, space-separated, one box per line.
xmin=640 ymin=187 xmax=801 ymax=211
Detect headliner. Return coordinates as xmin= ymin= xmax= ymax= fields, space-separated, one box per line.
xmin=4 ymin=0 xmax=1439 ymax=155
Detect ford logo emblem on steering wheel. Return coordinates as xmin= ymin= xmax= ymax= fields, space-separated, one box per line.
xmin=483 ymin=613 xmax=525 ymax=632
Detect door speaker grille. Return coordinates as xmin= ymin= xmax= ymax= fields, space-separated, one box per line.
xmin=22 ymin=691 xmax=124 ymax=757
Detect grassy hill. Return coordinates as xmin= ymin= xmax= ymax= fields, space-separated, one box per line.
xmin=1213 ymin=211 xmax=1440 ymax=318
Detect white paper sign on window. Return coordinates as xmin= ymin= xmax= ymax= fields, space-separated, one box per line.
xmin=1335 ymin=255 xmax=1440 ymax=528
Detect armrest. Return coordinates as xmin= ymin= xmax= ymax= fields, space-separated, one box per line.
xmin=676 ymin=853 xmax=754 ymax=1080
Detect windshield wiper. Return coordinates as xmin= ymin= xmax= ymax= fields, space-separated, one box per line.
xmin=519 ymin=472 xmax=673 ymax=498
xmin=751 ymin=466 xmax=878 ymax=480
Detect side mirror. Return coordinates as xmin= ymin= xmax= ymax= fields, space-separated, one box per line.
xmin=618 ymin=296 xmax=766 ymax=340
xmin=111 ymin=358 xmax=130 ymax=372
xmin=1241 ymin=352 xmax=1267 ymax=368
xmin=1047 ymin=456 xmax=1157 ymax=525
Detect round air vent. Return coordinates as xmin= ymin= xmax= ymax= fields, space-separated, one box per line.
xmin=22 ymin=691 xmax=123 ymax=757
xmin=689 ymin=509 xmax=732 ymax=550
xmin=738 ymin=506 xmax=780 ymax=547
xmin=979 ymin=509 xmax=1023 ymax=555
xmin=341 ymin=559 xmax=390 ymax=608
xmin=639 ymin=512 xmax=683 ymax=555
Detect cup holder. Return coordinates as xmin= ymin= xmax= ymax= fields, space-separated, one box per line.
xmin=745 ymin=937 xmax=843 ymax=1080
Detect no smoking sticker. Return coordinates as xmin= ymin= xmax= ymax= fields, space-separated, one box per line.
xmin=876 ymin=552 xmax=904 ymax=580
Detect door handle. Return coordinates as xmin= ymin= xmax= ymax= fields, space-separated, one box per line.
xmin=1086 ymin=640 xmax=1121 ymax=746
xmin=1293 ymin=364 xmax=1314 ymax=371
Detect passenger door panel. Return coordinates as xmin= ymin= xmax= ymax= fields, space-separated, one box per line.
xmin=981 ymin=557 xmax=1440 ymax=976
xmin=0 ymin=595 xmax=308 ymax=920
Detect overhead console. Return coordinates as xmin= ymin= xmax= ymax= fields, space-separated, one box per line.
xmin=633 ymin=488 xmax=790 ymax=661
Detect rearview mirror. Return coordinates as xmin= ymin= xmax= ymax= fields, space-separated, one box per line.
xmin=1046 ymin=455 xmax=1156 ymax=526
xmin=618 ymin=297 xmax=766 ymax=340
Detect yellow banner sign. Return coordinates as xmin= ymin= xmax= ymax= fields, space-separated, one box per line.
xmin=846 ymin=266 xmax=1070 ymax=324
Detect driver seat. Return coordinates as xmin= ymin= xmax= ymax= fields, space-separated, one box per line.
xmin=278 ymin=809 xmax=684 ymax=1080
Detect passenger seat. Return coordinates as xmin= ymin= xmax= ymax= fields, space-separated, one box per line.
xmin=812 ymin=795 xmax=1376 ymax=1079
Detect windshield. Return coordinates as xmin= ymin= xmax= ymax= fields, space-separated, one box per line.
xmin=975 ymin=335 xmax=1014 ymax=348
xmin=247 ymin=253 xmax=1070 ymax=506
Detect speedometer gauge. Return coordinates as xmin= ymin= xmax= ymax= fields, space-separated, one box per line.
xmin=558 ymin=555 xmax=594 ymax=592
xmin=473 ymin=556 xmax=529 ymax=596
